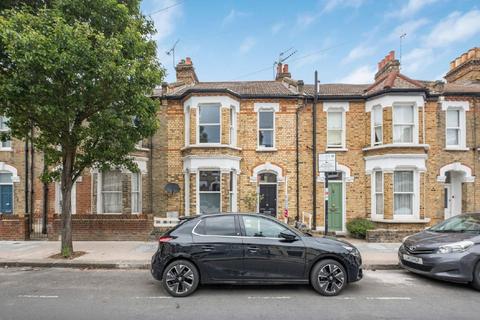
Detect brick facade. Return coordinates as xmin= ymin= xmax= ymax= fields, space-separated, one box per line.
xmin=1 ymin=49 xmax=480 ymax=241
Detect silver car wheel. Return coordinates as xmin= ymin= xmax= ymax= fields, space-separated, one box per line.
xmin=165 ymin=264 xmax=195 ymax=294
xmin=317 ymin=263 xmax=345 ymax=295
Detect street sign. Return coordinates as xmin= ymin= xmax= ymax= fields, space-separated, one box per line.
xmin=318 ymin=153 xmax=336 ymax=172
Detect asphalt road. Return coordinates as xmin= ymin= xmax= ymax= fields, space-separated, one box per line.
xmin=0 ymin=267 xmax=479 ymax=320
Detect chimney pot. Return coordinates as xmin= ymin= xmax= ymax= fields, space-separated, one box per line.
xmin=283 ymin=64 xmax=289 ymax=73
xmin=185 ymin=57 xmax=192 ymax=65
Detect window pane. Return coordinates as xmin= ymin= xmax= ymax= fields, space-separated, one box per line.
xmin=375 ymin=194 xmax=384 ymax=215
xmin=394 ymin=105 xmax=413 ymax=124
xmin=327 ymin=112 xmax=342 ymax=129
xmin=259 ymin=111 xmax=273 ymax=129
xmin=0 ymin=173 xmax=12 ymax=184
xmin=394 ymin=194 xmax=413 ymax=215
xmin=373 ymin=107 xmax=382 ymax=125
xmin=103 ymin=193 xmax=122 ymax=213
xmin=446 ymin=128 xmax=459 ymax=146
xmin=199 ymin=171 xmax=220 ymax=191
xmin=132 ymin=193 xmax=139 ymax=212
xmin=394 ymin=171 xmax=413 ymax=192
xmin=132 ymin=173 xmax=140 ymax=192
xmin=102 ymin=171 xmax=122 ymax=192
xmin=242 ymin=216 xmax=287 ymax=238
xmin=0 ymin=116 xmax=9 ymax=130
xmin=374 ymin=126 xmax=382 ymax=143
xmin=200 ymin=193 xmax=221 ymax=214
xmin=375 ymin=172 xmax=382 ymax=192
xmin=199 ymin=125 xmax=220 ymax=143
xmin=259 ymin=173 xmax=277 ymax=183
xmin=328 ymin=130 xmax=342 ymax=146
xmin=393 ymin=125 xmax=413 ymax=143
xmin=446 ymin=110 xmax=459 ymax=127
xmin=205 ymin=216 xmax=236 ymax=236
xmin=259 ymin=130 xmax=273 ymax=148
xmin=199 ymin=105 xmax=220 ymax=123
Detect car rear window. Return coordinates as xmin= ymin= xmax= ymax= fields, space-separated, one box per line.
xmin=195 ymin=215 xmax=237 ymax=236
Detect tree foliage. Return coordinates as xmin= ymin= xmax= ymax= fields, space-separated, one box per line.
xmin=0 ymin=0 xmax=164 ymax=255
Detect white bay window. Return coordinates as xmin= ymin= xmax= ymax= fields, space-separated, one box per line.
xmin=101 ymin=170 xmax=122 ymax=214
xmin=373 ymin=171 xmax=384 ymax=216
xmin=393 ymin=105 xmax=415 ymax=143
xmin=198 ymin=104 xmax=221 ymax=144
xmin=394 ymin=171 xmax=414 ymax=216
xmin=198 ymin=170 xmax=221 ymax=214
xmin=131 ymin=172 xmax=141 ymax=213
xmin=372 ymin=106 xmax=383 ymax=145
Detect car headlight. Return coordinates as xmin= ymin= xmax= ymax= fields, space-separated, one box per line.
xmin=343 ymin=245 xmax=361 ymax=258
xmin=437 ymin=240 xmax=474 ymax=254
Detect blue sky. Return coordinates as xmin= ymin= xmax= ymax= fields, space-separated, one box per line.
xmin=141 ymin=0 xmax=480 ymax=84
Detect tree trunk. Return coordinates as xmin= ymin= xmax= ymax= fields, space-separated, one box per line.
xmin=60 ymin=151 xmax=75 ymax=258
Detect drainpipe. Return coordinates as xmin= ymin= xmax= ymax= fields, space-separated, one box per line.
xmin=42 ymin=157 xmax=48 ymax=234
xmin=295 ymin=96 xmax=307 ymax=223
xmin=30 ymin=128 xmax=35 ymax=225
xmin=149 ymin=135 xmax=154 ymax=215
xmin=24 ymin=138 xmax=30 ymax=232
xmin=312 ymin=71 xmax=318 ymax=231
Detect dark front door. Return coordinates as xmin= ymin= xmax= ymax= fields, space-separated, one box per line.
xmin=191 ymin=215 xmax=244 ymax=281
xmin=259 ymin=184 xmax=277 ymax=217
xmin=240 ymin=215 xmax=306 ymax=280
xmin=0 ymin=185 xmax=13 ymax=214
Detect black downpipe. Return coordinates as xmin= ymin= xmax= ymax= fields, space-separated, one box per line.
xmin=24 ymin=138 xmax=30 ymax=234
xmin=42 ymin=156 xmax=48 ymax=235
xmin=295 ymin=106 xmax=300 ymax=222
xmin=312 ymin=71 xmax=318 ymax=231
xmin=149 ymin=135 xmax=154 ymax=214
xmin=30 ymin=129 xmax=35 ymax=230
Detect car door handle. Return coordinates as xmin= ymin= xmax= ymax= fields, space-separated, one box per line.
xmin=247 ymin=246 xmax=259 ymax=253
xmin=201 ymin=245 xmax=214 ymax=252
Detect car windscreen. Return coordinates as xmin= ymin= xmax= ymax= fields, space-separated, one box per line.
xmin=429 ymin=214 xmax=480 ymax=233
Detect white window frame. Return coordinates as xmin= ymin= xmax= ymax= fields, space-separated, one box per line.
xmin=442 ymin=102 xmax=468 ymax=150
xmin=55 ymin=181 xmax=77 ymax=215
xmin=229 ymin=107 xmax=237 ymax=146
xmin=197 ymin=103 xmax=221 ymax=145
xmin=327 ymin=110 xmax=345 ymax=149
xmin=131 ymin=172 xmax=142 ymax=214
xmin=371 ymin=105 xmax=383 ymax=146
xmin=393 ymin=170 xmax=419 ymax=219
xmin=392 ymin=103 xmax=418 ymax=144
xmin=372 ymin=171 xmax=384 ymax=218
xmin=197 ymin=169 xmax=222 ymax=215
xmin=254 ymin=103 xmax=279 ymax=151
xmin=0 ymin=116 xmax=12 ymax=151
xmin=98 ymin=170 xmax=123 ymax=214
xmin=323 ymin=102 xmax=349 ymax=151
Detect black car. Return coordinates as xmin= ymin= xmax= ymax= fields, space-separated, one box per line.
xmin=399 ymin=213 xmax=480 ymax=290
xmin=151 ymin=213 xmax=362 ymax=297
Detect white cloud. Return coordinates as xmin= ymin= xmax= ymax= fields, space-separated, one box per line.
xmin=296 ymin=12 xmax=318 ymax=29
xmin=271 ymin=22 xmax=284 ymax=35
xmin=396 ymin=0 xmax=439 ymax=19
xmin=388 ymin=18 xmax=429 ymax=41
xmin=342 ymin=44 xmax=376 ymax=64
xmin=292 ymin=52 xmax=325 ymax=69
xmin=322 ymin=0 xmax=365 ymax=14
xmin=425 ymin=10 xmax=480 ymax=47
xmin=401 ymin=47 xmax=434 ymax=74
xmin=239 ymin=37 xmax=256 ymax=54
xmin=222 ymin=9 xmax=248 ymax=26
xmin=337 ymin=65 xmax=375 ymax=84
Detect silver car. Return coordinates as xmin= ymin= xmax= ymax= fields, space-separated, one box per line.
xmin=399 ymin=213 xmax=480 ymax=290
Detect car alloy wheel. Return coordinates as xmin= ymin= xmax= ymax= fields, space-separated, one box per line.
xmin=472 ymin=262 xmax=480 ymax=291
xmin=162 ymin=260 xmax=199 ymax=297
xmin=311 ymin=259 xmax=347 ymax=296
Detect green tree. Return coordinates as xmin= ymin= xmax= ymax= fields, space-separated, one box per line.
xmin=0 ymin=0 xmax=164 ymax=257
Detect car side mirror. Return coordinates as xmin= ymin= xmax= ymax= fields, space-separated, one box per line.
xmin=279 ymin=231 xmax=298 ymax=242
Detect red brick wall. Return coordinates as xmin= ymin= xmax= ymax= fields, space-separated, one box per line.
xmin=48 ymin=214 xmax=152 ymax=241
xmin=0 ymin=215 xmax=29 ymax=240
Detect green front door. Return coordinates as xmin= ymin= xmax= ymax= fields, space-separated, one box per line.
xmin=328 ymin=182 xmax=343 ymax=231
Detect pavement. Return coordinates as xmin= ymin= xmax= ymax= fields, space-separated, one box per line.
xmin=0 ymin=238 xmax=400 ymax=270
xmin=1 ymin=267 xmax=479 ymax=320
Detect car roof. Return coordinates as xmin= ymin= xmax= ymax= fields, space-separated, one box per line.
xmin=179 ymin=212 xmax=275 ymax=221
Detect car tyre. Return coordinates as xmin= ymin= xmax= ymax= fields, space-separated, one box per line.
xmin=310 ymin=259 xmax=347 ymax=296
xmin=162 ymin=260 xmax=199 ymax=297
xmin=472 ymin=261 xmax=480 ymax=291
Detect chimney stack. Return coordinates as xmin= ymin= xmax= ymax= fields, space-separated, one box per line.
xmin=445 ymin=47 xmax=480 ymax=83
xmin=175 ymin=57 xmax=199 ymax=85
xmin=276 ymin=63 xmax=292 ymax=81
xmin=374 ymin=50 xmax=400 ymax=81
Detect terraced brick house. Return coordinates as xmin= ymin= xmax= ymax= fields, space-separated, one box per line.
xmin=0 ymin=47 xmax=479 ymax=241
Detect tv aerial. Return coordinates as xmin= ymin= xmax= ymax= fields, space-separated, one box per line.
xmin=166 ymin=39 xmax=180 ymax=69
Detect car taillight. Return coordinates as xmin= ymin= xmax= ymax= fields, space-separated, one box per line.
xmin=159 ymin=236 xmax=173 ymax=243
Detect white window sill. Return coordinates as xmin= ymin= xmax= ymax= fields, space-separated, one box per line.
xmin=363 ymin=143 xmax=429 ymax=151
xmin=181 ymin=144 xmax=242 ymax=151
xmin=444 ymin=147 xmax=469 ymax=151
xmin=98 ymin=212 xmax=123 ymax=215
xmin=256 ymin=147 xmax=277 ymax=152
xmin=326 ymin=147 xmax=348 ymax=152
xmin=0 ymin=147 xmax=13 ymax=152
xmin=135 ymin=146 xmax=150 ymax=151
xmin=370 ymin=217 xmax=431 ymax=224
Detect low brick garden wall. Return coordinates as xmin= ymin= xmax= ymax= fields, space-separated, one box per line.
xmin=0 ymin=215 xmax=29 ymax=240
xmin=48 ymin=214 xmax=153 ymax=241
xmin=366 ymin=229 xmax=420 ymax=243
